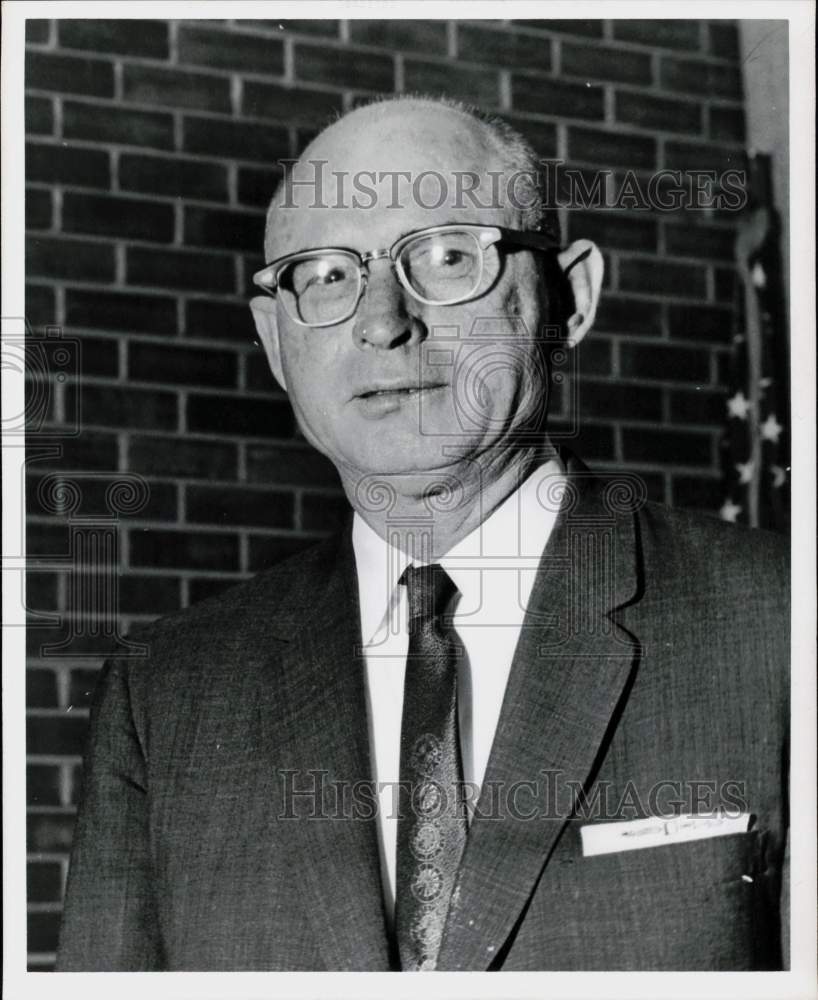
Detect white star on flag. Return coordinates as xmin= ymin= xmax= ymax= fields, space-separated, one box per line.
xmin=735 ymin=460 xmax=754 ymax=484
xmin=719 ymin=499 xmax=742 ymax=523
xmin=760 ymin=414 xmax=783 ymax=443
xmin=771 ymin=465 xmax=787 ymax=488
xmin=727 ymin=392 xmax=752 ymax=419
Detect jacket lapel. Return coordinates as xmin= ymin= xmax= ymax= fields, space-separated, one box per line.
xmin=258 ymin=528 xmax=392 ymax=971
xmin=437 ymin=466 xmax=644 ymax=971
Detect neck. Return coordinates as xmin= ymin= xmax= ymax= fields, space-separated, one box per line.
xmin=341 ymin=440 xmax=557 ymax=559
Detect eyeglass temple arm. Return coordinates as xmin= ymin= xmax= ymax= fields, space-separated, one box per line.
xmin=494 ymin=227 xmax=564 ymax=252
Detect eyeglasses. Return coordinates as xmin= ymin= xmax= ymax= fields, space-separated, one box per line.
xmin=252 ymin=223 xmax=561 ymax=328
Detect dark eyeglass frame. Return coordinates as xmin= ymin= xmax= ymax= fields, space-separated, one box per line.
xmin=251 ymin=223 xmax=562 ymax=328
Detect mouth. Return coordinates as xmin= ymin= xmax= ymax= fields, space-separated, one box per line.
xmin=355 ymin=382 xmax=447 ymax=400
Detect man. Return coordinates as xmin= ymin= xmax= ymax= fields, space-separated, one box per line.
xmin=57 ymin=97 xmax=789 ymax=971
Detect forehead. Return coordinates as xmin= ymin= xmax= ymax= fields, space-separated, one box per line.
xmin=266 ymin=104 xmax=512 ymax=257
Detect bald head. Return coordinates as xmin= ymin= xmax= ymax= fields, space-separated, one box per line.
xmin=263 ymin=96 xmax=552 ymax=261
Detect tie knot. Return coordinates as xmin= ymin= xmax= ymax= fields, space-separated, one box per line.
xmin=401 ymin=563 xmax=457 ymax=625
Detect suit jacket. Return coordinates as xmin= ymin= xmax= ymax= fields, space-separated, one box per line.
xmin=57 ymin=458 xmax=789 ymax=971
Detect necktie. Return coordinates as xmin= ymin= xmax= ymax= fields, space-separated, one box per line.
xmin=395 ymin=564 xmax=468 ymax=971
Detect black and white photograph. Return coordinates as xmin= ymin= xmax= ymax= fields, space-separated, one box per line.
xmin=2 ymin=2 xmax=815 ymax=997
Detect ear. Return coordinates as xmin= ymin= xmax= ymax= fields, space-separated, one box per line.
xmin=250 ymin=295 xmax=286 ymax=390
xmin=556 ymin=240 xmax=604 ymax=348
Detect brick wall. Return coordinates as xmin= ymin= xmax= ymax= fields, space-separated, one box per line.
xmin=23 ymin=17 xmax=747 ymax=967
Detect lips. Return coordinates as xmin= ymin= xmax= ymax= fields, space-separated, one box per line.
xmin=355 ymin=381 xmax=447 ymax=400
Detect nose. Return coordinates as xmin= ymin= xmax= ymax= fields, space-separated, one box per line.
xmin=351 ymin=260 xmax=425 ymax=350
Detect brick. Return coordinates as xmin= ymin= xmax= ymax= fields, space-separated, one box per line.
xmin=68 ymin=670 xmax=99 ymax=708
xmin=568 ymin=125 xmax=656 ymax=171
xmin=129 ymin=528 xmax=240 ymax=571
xmin=186 ymin=393 xmax=294 ymax=438
xmin=457 ymin=24 xmax=551 ymax=71
xmin=58 ymin=19 xmax=169 ymax=57
xmin=672 ymin=473 xmax=722 ymax=510
xmin=622 ymin=426 xmax=712 ymax=466
xmin=549 ymin=420 xmax=615 ymax=461
xmin=28 ymin=861 xmax=63 ymax=903
xmin=63 ymin=100 xmax=175 ymax=150
xmin=237 ymin=20 xmax=340 ymax=37
xmin=28 ymin=471 xmax=175 ymax=519
xmin=295 ymin=42 xmax=394 ymax=91
xmin=28 ymin=910 xmax=62 ymax=955
xmin=664 ymin=140 xmax=746 ymax=175
xmin=178 ymin=24 xmax=284 ymax=74
xmin=188 ymin=577 xmax=240 ymax=604
xmin=38 ymin=431 xmax=119 ymax=472
xmin=247 ymin=533 xmax=321 ymax=571
xmin=350 ymin=19 xmax=447 ymax=54
xmin=618 ymin=257 xmax=707 ymax=299
xmin=27 ymin=764 xmax=62 ymax=807
xmin=126 ymin=246 xmax=235 ymax=293
xmin=25 ymin=95 xmax=53 ymax=135
xmin=513 ymin=20 xmax=603 ymax=38
xmin=661 ymin=56 xmax=742 ymax=100
xmin=183 ymin=116 xmax=289 ymax=165
xmin=612 ymin=20 xmax=701 ymax=50
xmin=246 ymin=443 xmax=341 ymax=487
xmin=26 ymin=19 xmax=51 ymax=44
xmin=27 ymin=813 xmax=76 ymax=853
xmin=709 ymin=105 xmax=745 ymax=143
xmin=129 ymin=434 xmax=237 ymax=479
xmin=576 ymin=337 xmax=612 ymax=376
xmin=562 ymin=41 xmax=652 ymax=85
xmin=237 ymin=164 xmax=283 ymax=207
xmin=669 ymin=387 xmax=726 ymax=424
xmin=576 ymin=379 xmax=663 ymax=421
xmin=245 ymin=350 xmax=281 ymax=392
xmin=27 ymin=141 xmax=109 ymax=188
xmin=615 ymin=91 xmax=702 ymax=135
xmin=26 ymin=50 xmax=114 ymax=98
xmin=65 ymin=288 xmax=177 ymax=336
xmin=404 ymin=59 xmax=500 ymax=107
xmin=668 ymin=302 xmax=733 ymax=342
xmin=708 ymin=22 xmax=740 ymax=60
xmin=664 ymin=222 xmax=735 ymax=260
xmin=26 ymin=571 xmax=59 ymax=612
xmin=52 ymin=332 xmax=118 ymax=378
xmin=25 ymin=284 xmax=56 ymax=327
xmin=512 ymin=75 xmax=603 ymax=120
xmin=26 ymin=188 xmax=52 ymax=230
xmin=129 ymin=340 xmax=238 ymax=388
xmin=186 ymin=484 xmax=294 ymax=529
xmin=69 ymin=383 xmax=178 ymax=431
xmin=119 ymin=574 xmax=182 ymax=615
xmin=26 ymin=236 xmax=115 ymax=283
xmin=503 ymin=115 xmax=558 ymax=157
xmin=301 ymin=492 xmax=349 ymax=532
xmin=595 ymin=295 xmax=663 ymax=336
xmin=123 ymin=65 xmax=231 ymax=113
xmin=243 ymin=79 xmax=343 ymax=126
xmin=566 ymin=210 xmax=657 ymax=253
xmin=186 ymin=298 xmax=256 ymax=340
xmin=27 ymin=668 xmax=58 ymax=708
xmin=27 ymin=715 xmax=89 ymax=756
xmin=62 ymin=191 xmax=175 ymax=243
xmin=620 ymin=342 xmax=710 ymax=383
xmin=184 ymin=205 xmax=265 ymax=253
xmin=120 ymin=153 xmax=228 ymax=201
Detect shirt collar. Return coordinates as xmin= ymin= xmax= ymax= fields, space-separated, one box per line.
xmin=352 ymin=454 xmax=566 ymax=646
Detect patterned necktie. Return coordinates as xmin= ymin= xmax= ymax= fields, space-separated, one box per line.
xmin=395 ymin=564 xmax=468 ymax=971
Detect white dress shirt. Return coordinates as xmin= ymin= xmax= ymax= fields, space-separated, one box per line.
xmin=352 ymin=455 xmax=565 ymax=924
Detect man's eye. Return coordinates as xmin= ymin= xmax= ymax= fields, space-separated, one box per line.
xmin=438 ymin=249 xmax=464 ymax=267
xmin=316 ymin=267 xmax=347 ymax=286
